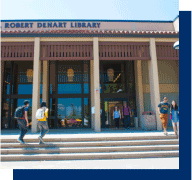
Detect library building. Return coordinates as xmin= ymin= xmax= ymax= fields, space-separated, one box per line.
xmin=1 ymin=16 xmax=179 ymax=132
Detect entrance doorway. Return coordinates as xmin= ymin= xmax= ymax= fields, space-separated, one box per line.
xmin=100 ymin=60 xmax=137 ymax=129
xmin=101 ymin=100 xmax=127 ymax=128
xmin=101 ymin=98 xmax=136 ymax=129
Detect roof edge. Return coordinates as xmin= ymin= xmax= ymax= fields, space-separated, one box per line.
xmin=1 ymin=19 xmax=174 ymax=23
xmin=173 ymin=15 xmax=179 ymax=22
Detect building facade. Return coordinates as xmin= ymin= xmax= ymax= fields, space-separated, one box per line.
xmin=1 ymin=17 xmax=179 ymax=132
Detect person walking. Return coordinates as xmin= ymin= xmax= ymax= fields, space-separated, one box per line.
xmin=170 ymin=100 xmax=179 ymax=138
xmin=158 ymin=97 xmax=170 ymax=136
xmin=15 ymin=100 xmax=30 ymax=144
xmin=36 ymin=101 xmax=49 ymax=144
xmin=122 ymin=102 xmax=131 ymax=129
xmin=113 ymin=106 xmax=121 ymax=129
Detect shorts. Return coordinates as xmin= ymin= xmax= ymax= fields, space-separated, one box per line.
xmin=160 ymin=113 xmax=168 ymax=129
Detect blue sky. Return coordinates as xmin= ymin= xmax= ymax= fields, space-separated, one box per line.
xmin=1 ymin=0 xmax=179 ymax=21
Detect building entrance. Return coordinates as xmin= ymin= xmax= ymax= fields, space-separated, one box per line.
xmin=100 ymin=60 xmax=137 ymax=129
xmin=101 ymin=99 xmax=132 ymax=128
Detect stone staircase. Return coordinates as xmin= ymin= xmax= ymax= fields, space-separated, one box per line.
xmin=0 ymin=134 xmax=179 ymax=161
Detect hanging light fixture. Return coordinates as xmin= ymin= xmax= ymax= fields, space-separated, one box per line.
xmin=67 ymin=68 xmax=74 ymax=82
xmin=107 ymin=68 xmax=114 ymax=82
xmin=27 ymin=69 xmax=33 ymax=82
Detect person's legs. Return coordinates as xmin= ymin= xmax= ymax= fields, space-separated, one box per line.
xmin=124 ymin=115 xmax=128 ymax=129
xmin=114 ymin=118 xmax=117 ymax=128
xmin=22 ymin=127 xmax=28 ymax=139
xmin=38 ymin=122 xmax=43 ymax=137
xmin=19 ymin=127 xmax=25 ymax=140
xmin=177 ymin=122 xmax=179 ymax=138
xmin=123 ymin=117 xmax=125 ymax=128
xmin=116 ymin=118 xmax=119 ymax=129
xmin=17 ymin=119 xmax=23 ymax=140
xmin=164 ymin=114 xmax=168 ymax=133
xmin=17 ymin=119 xmax=28 ymax=144
xmin=127 ymin=115 xmax=130 ymax=129
xmin=22 ymin=120 xmax=28 ymax=139
xmin=17 ymin=119 xmax=28 ymax=140
xmin=160 ymin=114 xmax=168 ymax=135
xmin=38 ymin=121 xmax=45 ymax=144
xmin=41 ymin=121 xmax=49 ymax=138
xmin=163 ymin=114 xmax=168 ymax=134
xmin=172 ymin=121 xmax=177 ymax=135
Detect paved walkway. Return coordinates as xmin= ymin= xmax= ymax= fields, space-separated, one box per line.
xmin=1 ymin=127 xmax=175 ymax=139
xmin=1 ymin=128 xmax=173 ymax=136
xmin=0 ymin=158 xmax=179 ymax=169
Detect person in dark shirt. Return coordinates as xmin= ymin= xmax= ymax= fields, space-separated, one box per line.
xmin=122 ymin=102 xmax=131 ymax=129
xmin=17 ymin=100 xmax=29 ymax=144
xmin=158 ymin=97 xmax=170 ymax=136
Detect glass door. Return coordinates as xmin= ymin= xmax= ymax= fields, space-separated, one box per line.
xmin=101 ymin=99 xmax=128 ymax=128
xmin=49 ymin=60 xmax=91 ymax=129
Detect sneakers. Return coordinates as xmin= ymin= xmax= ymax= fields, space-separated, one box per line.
xmin=164 ymin=132 xmax=168 ymax=136
xmin=38 ymin=136 xmax=44 ymax=144
xmin=39 ymin=141 xmax=45 ymax=145
xmin=17 ymin=138 xmax=25 ymax=144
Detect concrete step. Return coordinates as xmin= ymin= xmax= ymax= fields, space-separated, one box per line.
xmin=1 ymin=139 xmax=179 ymax=149
xmin=1 ymin=145 xmax=179 ymax=155
xmin=1 ymin=135 xmax=178 ymax=143
xmin=0 ymin=151 xmax=179 ymax=161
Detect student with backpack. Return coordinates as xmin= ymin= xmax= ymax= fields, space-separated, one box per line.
xmin=36 ymin=101 xmax=49 ymax=144
xmin=15 ymin=100 xmax=30 ymax=144
xmin=158 ymin=97 xmax=170 ymax=136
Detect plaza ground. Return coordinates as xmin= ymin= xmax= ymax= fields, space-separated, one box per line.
xmin=1 ymin=127 xmax=175 ymax=136
xmin=0 ymin=157 xmax=179 ymax=169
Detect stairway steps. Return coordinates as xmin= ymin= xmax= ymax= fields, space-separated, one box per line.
xmin=1 ymin=134 xmax=179 ymax=161
xmin=1 ymin=139 xmax=179 ymax=149
xmin=0 ymin=150 xmax=179 ymax=161
xmin=1 ymin=145 xmax=179 ymax=155
xmin=1 ymin=135 xmax=178 ymax=143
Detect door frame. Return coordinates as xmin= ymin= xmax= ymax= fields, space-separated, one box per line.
xmin=101 ymin=97 xmax=128 ymax=128
xmin=48 ymin=60 xmax=91 ymax=129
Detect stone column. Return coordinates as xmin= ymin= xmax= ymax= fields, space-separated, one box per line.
xmin=32 ymin=37 xmax=41 ymax=133
xmin=93 ymin=37 xmax=101 ymax=132
xmin=90 ymin=60 xmax=95 ymax=130
xmin=42 ymin=60 xmax=49 ymax=103
xmin=134 ymin=60 xmax=144 ymax=127
xmin=0 ymin=60 xmax=4 ymax=120
xmin=149 ymin=38 xmax=162 ymax=130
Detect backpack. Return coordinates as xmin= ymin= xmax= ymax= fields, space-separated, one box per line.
xmin=14 ymin=106 xmax=25 ymax=118
xmin=36 ymin=108 xmax=46 ymax=119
